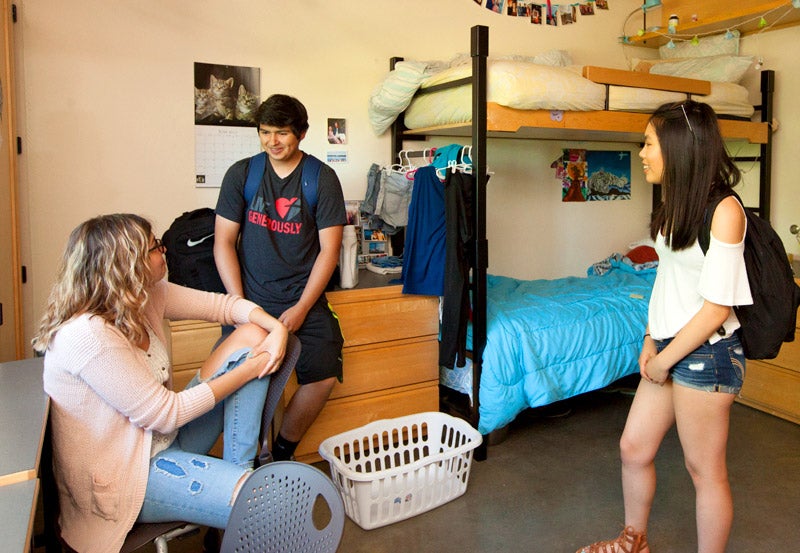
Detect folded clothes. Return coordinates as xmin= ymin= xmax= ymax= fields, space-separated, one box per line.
xmin=370 ymin=255 xmax=403 ymax=268
xmin=366 ymin=261 xmax=403 ymax=275
xmin=367 ymin=255 xmax=403 ymax=274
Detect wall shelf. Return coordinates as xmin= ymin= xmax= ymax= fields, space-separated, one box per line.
xmin=629 ymin=0 xmax=800 ymax=48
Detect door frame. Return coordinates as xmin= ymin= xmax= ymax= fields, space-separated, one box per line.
xmin=0 ymin=0 xmax=23 ymax=360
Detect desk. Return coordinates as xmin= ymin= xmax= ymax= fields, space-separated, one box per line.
xmin=0 ymin=479 xmax=38 ymax=552
xmin=0 ymin=358 xmax=48 ymax=486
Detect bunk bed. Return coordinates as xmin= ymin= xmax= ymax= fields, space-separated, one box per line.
xmin=386 ymin=25 xmax=775 ymax=453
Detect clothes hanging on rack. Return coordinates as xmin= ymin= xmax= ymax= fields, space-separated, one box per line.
xmin=431 ymin=144 xmax=472 ymax=177
xmin=398 ymin=143 xmax=476 ymax=299
xmin=377 ymin=171 xmax=414 ymax=228
xmin=440 ymin=169 xmax=474 ymax=369
xmin=363 ymin=163 xmax=414 ymax=235
xmin=401 ymin=165 xmax=446 ymax=296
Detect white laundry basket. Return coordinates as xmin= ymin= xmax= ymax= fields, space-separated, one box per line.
xmin=318 ymin=411 xmax=482 ymax=530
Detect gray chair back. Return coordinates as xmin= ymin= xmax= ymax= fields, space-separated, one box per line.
xmin=221 ymin=461 xmax=345 ymax=553
xmin=257 ymin=332 xmax=300 ymax=465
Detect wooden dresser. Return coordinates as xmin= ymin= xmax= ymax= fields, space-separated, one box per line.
xmin=736 ymin=277 xmax=800 ymax=425
xmin=166 ymin=279 xmax=440 ymax=463
xmin=286 ymin=283 xmax=440 ymax=463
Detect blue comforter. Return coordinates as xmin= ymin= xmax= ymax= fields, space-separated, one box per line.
xmin=465 ymin=264 xmax=656 ymax=434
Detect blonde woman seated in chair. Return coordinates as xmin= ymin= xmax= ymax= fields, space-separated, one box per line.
xmin=34 ymin=214 xmax=288 ymax=553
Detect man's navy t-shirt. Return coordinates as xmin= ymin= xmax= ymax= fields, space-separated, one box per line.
xmin=216 ymin=153 xmax=346 ymax=306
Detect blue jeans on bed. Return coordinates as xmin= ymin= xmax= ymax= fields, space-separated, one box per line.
xmin=137 ymin=348 xmax=270 ymax=528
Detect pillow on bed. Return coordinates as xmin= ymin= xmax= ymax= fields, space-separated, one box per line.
xmin=659 ymin=30 xmax=740 ymax=59
xmin=369 ymin=60 xmax=429 ymax=135
xmin=608 ymin=81 xmax=755 ymax=119
xmin=648 ymin=55 xmax=753 ymax=83
xmin=626 ymin=245 xmax=658 ymax=264
xmin=420 ymin=61 xmax=605 ymax=110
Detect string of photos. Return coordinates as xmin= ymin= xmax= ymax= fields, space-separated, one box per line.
xmin=475 ymin=0 xmax=610 ymax=26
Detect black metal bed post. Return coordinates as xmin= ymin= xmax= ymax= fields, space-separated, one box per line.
xmin=759 ymin=69 xmax=774 ymax=222
xmin=390 ymin=56 xmax=405 ymax=161
xmin=470 ymin=25 xmax=489 ymax=455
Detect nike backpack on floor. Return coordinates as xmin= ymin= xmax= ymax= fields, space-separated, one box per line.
xmin=162 ymin=207 xmax=227 ymax=293
xmin=700 ymin=191 xmax=800 ymax=360
xmin=162 ymin=153 xmax=323 ymax=293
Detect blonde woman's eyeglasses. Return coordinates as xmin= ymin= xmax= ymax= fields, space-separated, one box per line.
xmin=148 ymin=238 xmax=166 ymax=253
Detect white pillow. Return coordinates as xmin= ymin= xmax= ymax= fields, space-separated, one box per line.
xmin=368 ymin=61 xmax=429 ymax=135
xmin=649 ymin=55 xmax=753 ymax=83
xmin=659 ymin=30 xmax=739 ymax=59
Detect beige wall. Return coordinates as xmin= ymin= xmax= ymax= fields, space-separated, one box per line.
xmin=12 ymin=1 xmax=799 ymax=350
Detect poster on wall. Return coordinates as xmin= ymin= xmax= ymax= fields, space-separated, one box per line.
xmin=554 ymin=149 xmax=631 ymax=202
xmin=194 ymin=62 xmax=261 ymax=188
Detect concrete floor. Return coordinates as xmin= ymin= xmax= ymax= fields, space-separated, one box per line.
xmin=42 ymin=386 xmax=800 ymax=553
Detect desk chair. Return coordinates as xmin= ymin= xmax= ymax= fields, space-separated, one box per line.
xmin=41 ymin=333 xmax=301 ymax=553
xmin=257 ymin=333 xmax=300 ymax=465
xmin=220 ymin=461 xmax=345 ymax=553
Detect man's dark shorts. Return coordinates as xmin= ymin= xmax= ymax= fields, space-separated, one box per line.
xmin=218 ymin=298 xmax=343 ymax=385
xmin=283 ymin=299 xmax=344 ymax=385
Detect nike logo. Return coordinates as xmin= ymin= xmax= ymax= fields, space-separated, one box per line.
xmin=186 ymin=233 xmax=214 ymax=247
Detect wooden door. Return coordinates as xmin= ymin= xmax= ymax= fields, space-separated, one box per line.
xmin=0 ymin=0 xmax=21 ymax=361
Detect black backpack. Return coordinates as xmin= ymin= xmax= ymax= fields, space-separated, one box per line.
xmin=161 ymin=154 xmax=324 ymax=294
xmin=162 ymin=207 xmax=227 ymax=293
xmin=700 ymin=191 xmax=800 ymax=359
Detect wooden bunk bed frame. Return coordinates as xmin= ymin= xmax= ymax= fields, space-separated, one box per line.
xmin=390 ymin=25 xmax=775 ymax=457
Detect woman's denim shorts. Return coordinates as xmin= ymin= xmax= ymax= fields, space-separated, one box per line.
xmin=653 ymin=334 xmax=745 ymax=394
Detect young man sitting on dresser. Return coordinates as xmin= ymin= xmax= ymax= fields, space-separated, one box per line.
xmin=214 ymin=94 xmax=346 ymax=462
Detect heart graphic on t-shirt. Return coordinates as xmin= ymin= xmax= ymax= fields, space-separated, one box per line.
xmin=275 ymin=197 xmax=299 ymax=219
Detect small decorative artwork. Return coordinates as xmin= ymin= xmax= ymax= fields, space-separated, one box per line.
xmin=554 ymin=149 xmax=631 ymax=202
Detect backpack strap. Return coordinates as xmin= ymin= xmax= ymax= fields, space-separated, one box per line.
xmin=301 ymin=154 xmax=322 ymax=215
xmin=243 ymin=152 xmax=267 ymax=205
xmin=699 ymin=191 xmax=737 ymax=254
xmin=243 ymin=152 xmax=322 ymax=215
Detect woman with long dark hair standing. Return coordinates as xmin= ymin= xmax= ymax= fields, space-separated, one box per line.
xmin=577 ymin=101 xmax=752 ymax=553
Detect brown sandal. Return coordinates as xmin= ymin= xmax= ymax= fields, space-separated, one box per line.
xmin=575 ymin=526 xmax=649 ymax=553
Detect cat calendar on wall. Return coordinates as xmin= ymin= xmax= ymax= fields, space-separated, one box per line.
xmin=194 ymin=62 xmax=261 ymax=188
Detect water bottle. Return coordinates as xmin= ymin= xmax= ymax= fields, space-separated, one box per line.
xmin=339 ymin=225 xmax=359 ymax=289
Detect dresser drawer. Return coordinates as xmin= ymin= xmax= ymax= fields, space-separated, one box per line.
xmin=738 ymin=359 xmax=800 ymax=424
xmin=330 ymin=295 xmax=438 ymax=347
xmin=172 ymin=364 xmax=199 ymax=393
xmin=766 ymin=337 xmax=800 ymax=372
xmin=291 ymin=382 xmax=440 ymax=463
xmin=169 ymin=321 xmax=221 ymax=366
xmin=284 ymin=336 xmax=439 ymax=401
